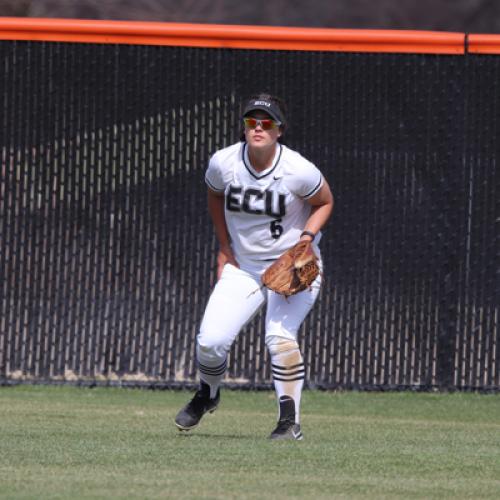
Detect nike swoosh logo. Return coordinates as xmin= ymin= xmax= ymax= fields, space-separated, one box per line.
xmin=273 ymin=175 xmax=282 ymax=180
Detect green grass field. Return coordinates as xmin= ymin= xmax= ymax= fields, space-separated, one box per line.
xmin=0 ymin=386 xmax=499 ymax=499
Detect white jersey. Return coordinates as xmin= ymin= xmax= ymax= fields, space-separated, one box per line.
xmin=205 ymin=141 xmax=324 ymax=265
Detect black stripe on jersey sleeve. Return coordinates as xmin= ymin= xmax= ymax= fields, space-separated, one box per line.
xmin=302 ymin=175 xmax=323 ymax=199
xmin=205 ymin=176 xmax=225 ymax=193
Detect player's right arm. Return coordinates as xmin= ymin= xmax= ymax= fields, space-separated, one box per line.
xmin=207 ymin=187 xmax=239 ymax=280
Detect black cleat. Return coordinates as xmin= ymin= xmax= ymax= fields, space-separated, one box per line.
xmin=175 ymin=382 xmax=220 ymax=431
xmin=269 ymin=395 xmax=304 ymax=441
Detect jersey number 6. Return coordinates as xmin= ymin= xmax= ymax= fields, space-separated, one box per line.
xmin=270 ymin=218 xmax=283 ymax=239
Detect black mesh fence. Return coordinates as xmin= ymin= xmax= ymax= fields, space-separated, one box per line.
xmin=0 ymin=41 xmax=498 ymax=390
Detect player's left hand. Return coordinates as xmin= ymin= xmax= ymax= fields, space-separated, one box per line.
xmin=261 ymin=240 xmax=320 ymax=297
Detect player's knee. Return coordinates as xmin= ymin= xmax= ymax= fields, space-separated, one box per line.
xmin=265 ymin=335 xmax=300 ymax=356
xmin=196 ymin=334 xmax=228 ymax=363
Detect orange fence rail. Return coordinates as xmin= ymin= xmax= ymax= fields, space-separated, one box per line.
xmin=0 ymin=17 xmax=471 ymax=54
xmin=468 ymin=34 xmax=500 ymax=54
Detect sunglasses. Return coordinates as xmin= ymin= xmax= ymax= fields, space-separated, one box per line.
xmin=243 ymin=117 xmax=281 ymax=131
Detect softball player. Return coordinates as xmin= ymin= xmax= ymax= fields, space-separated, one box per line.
xmin=175 ymin=93 xmax=334 ymax=440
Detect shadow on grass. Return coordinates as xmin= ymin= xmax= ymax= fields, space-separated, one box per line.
xmin=175 ymin=431 xmax=262 ymax=440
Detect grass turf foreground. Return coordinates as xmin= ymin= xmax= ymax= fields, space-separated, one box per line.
xmin=0 ymin=386 xmax=499 ymax=499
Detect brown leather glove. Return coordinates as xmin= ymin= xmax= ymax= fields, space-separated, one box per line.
xmin=261 ymin=240 xmax=320 ymax=297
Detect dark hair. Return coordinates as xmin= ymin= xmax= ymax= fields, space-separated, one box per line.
xmin=239 ymin=93 xmax=288 ymax=143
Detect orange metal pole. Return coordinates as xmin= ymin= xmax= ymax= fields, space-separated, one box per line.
xmin=468 ymin=34 xmax=500 ymax=54
xmin=0 ymin=17 xmax=465 ymax=54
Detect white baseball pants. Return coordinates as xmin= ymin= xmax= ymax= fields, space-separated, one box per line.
xmin=196 ymin=260 xmax=322 ymax=394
